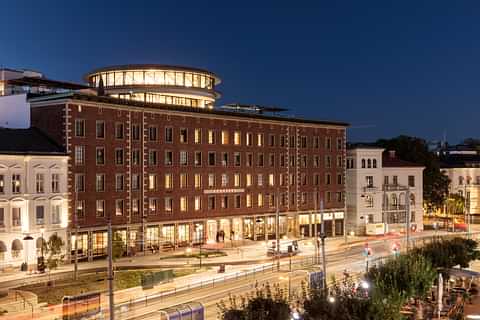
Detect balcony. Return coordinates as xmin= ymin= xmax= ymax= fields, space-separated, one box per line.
xmin=363 ymin=185 xmax=378 ymax=192
xmin=383 ymin=184 xmax=409 ymax=192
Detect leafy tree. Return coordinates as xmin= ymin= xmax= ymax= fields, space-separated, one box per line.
xmin=112 ymin=232 xmax=126 ymax=262
xmin=218 ymin=283 xmax=290 ymax=320
xmin=375 ymin=135 xmax=449 ymax=211
xmin=446 ymin=194 xmax=465 ymax=215
xmin=46 ymin=233 xmax=65 ymax=270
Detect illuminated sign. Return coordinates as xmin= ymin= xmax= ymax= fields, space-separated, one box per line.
xmin=203 ymin=188 xmax=245 ymax=194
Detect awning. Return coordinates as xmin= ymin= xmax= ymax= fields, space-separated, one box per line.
xmin=11 ymin=239 xmax=23 ymax=251
xmin=447 ymin=268 xmax=480 ymax=278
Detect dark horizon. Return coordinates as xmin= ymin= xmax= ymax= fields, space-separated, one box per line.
xmin=2 ymin=1 xmax=479 ymax=144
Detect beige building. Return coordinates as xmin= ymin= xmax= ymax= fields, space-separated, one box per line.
xmin=346 ymin=145 xmax=424 ymax=235
xmin=0 ymin=128 xmax=68 ymax=270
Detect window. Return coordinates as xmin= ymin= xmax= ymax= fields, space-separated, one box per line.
xmin=337 ymin=138 xmax=343 ymax=150
xmin=257 ymin=133 xmax=264 ymax=146
xmin=51 ymin=173 xmax=60 ymax=193
xmin=300 ymin=136 xmax=307 ymax=148
xmin=208 ymin=130 xmax=215 ymax=144
xmin=132 ymin=174 xmax=140 ymax=190
xmin=180 ymin=173 xmax=187 ymax=188
xmin=221 ymin=152 xmax=228 ymax=166
xmin=165 ymin=151 xmax=173 ymax=166
xmin=314 ymin=174 xmax=320 ymax=186
xmin=12 ymin=174 xmax=20 ymax=193
xmin=235 ymin=195 xmax=241 ymax=208
xmin=337 ymin=174 xmax=342 ymax=185
xmin=96 ymin=200 xmax=105 ymax=218
xmin=393 ymin=176 xmax=398 ymax=185
xmin=12 ymin=207 xmax=21 ymax=226
xmin=194 ymin=151 xmax=202 ymax=166
xmin=149 ymin=198 xmax=157 ymax=215
xmin=165 ymin=174 xmax=173 ymax=189
xmin=325 ymin=137 xmax=331 ymax=150
xmin=365 ymin=195 xmax=374 ymax=208
xmin=165 ymin=197 xmax=173 ymax=213
xmin=0 ymin=208 xmax=4 ymax=226
xmin=96 ymin=174 xmax=105 ymax=192
xmin=96 ymin=121 xmax=105 ymax=138
xmin=180 ymin=151 xmax=188 ymax=166
xmin=325 ymin=173 xmax=331 ymax=185
xmin=194 ymin=196 xmax=201 ymax=211
xmin=148 ymin=150 xmax=158 ymax=165
xmin=194 ymin=174 xmax=202 ymax=189
xmin=221 ymin=174 xmax=228 ymax=187
xmin=132 ymin=199 xmax=140 ymax=215
xmin=131 ymin=124 xmax=140 ymax=140
xmin=258 ymin=174 xmax=263 ymax=186
xmin=268 ymin=174 xmax=274 ymax=186
xmin=180 ymin=197 xmax=187 ymax=212
xmin=314 ymin=136 xmax=320 ymax=148
xmin=258 ymin=193 xmax=264 ymax=207
xmin=115 ymin=123 xmax=124 ymax=139
xmin=313 ymin=156 xmax=320 ymax=168
xmin=194 ymin=128 xmax=201 ymax=144
xmin=367 ymin=159 xmax=371 ymax=168
xmin=280 ymin=135 xmax=286 ymax=147
xmin=372 ymin=159 xmax=377 ymax=168
xmin=208 ymin=152 xmax=216 ymax=166
xmin=180 ymin=128 xmax=188 ymax=143
xmin=337 ymin=156 xmax=343 ymax=168
xmin=148 ymin=174 xmax=157 ymax=190
xmin=96 ymin=147 xmax=105 ymax=165
xmin=234 ymin=152 xmax=241 ymax=166
xmin=221 ymin=196 xmax=229 ymax=209
xmin=75 ymin=119 xmax=85 ymax=137
xmin=116 ymin=174 xmax=124 ymax=191
xmin=269 ymin=134 xmax=275 ymax=147
xmin=384 ymin=176 xmax=389 ymax=185
xmin=234 ymin=131 xmax=241 ymax=145
xmin=76 ymin=200 xmax=85 ymax=219
xmin=208 ymin=196 xmax=216 ymax=210
xmin=246 ymin=133 xmax=253 ymax=146
xmin=246 ymin=153 xmax=253 ymax=167
xmin=269 ymin=194 xmax=275 ymax=207
xmin=75 ymin=146 xmax=85 ymax=165
xmin=246 ymin=194 xmax=252 ymax=208
xmin=408 ymin=175 xmax=415 ymax=187
xmin=75 ymin=174 xmax=85 ymax=192
xmin=132 ymin=149 xmax=140 ymax=165
xmin=208 ymin=174 xmax=215 ymax=187
xmin=325 ymin=155 xmax=331 ymax=169
xmin=361 ymin=159 xmax=366 ymax=168
xmin=257 ymin=154 xmax=264 ymax=167
xmin=269 ymin=154 xmax=275 ymax=167
xmin=149 ymin=126 xmax=158 ymax=141
xmin=301 ymin=155 xmax=307 ymax=167
xmin=36 ymin=206 xmax=45 ymax=225
xmin=36 ymin=173 xmax=44 ymax=193
xmin=221 ymin=131 xmax=229 ymax=145
xmin=246 ymin=174 xmax=252 ymax=187
xmin=165 ymin=127 xmax=173 ymax=143
xmin=50 ymin=204 xmax=61 ymax=224
xmin=234 ymin=173 xmax=241 ymax=187
xmin=0 ymin=175 xmax=4 ymax=194
xmin=116 ymin=199 xmax=124 ymax=216
xmin=366 ymin=176 xmax=373 ymax=188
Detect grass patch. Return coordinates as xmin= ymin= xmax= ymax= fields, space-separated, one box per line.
xmin=17 ymin=268 xmax=204 ymax=305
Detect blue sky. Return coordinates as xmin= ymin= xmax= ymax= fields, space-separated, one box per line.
xmin=2 ymin=1 xmax=480 ymax=143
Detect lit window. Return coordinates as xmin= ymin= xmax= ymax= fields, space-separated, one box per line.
xmin=246 ymin=194 xmax=252 ymax=208
xmin=221 ymin=131 xmax=229 ymax=145
xmin=194 ymin=196 xmax=201 ymax=211
xmin=148 ymin=174 xmax=157 ymax=190
xmin=208 ymin=174 xmax=215 ymax=187
xmin=258 ymin=174 xmax=263 ymax=186
xmin=180 ymin=197 xmax=187 ymax=212
xmin=246 ymin=174 xmax=252 ymax=187
xmin=194 ymin=174 xmax=202 ymax=189
xmin=180 ymin=173 xmax=187 ymax=188
xmin=208 ymin=130 xmax=215 ymax=144
xmin=96 ymin=200 xmax=105 ymax=218
xmin=165 ymin=197 xmax=173 ymax=213
xmin=268 ymin=174 xmax=274 ymax=186
xmin=221 ymin=174 xmax=228 ymax=187
xmin=257 ymin=133 xmax=264 ymax=147
xmin=75 ymin=146 xmax=85 ymax=165
xmin=165 ymin=174 xmax=173 ymax=189
xmin=194 ymin=129 xmax=201 ymax=144
xmin=258 ymin=194 xmax=264 ymax=207
xmin=234 ymin=132 xmax=241 ymax=145
xmin=246 ymin=133 xmax=253 ymax=146
xmin=12 ymin=174 xmax=21 ymax=193
xmin=180 ymin=151 xmax=188 ymax=166
xmin=234 ymin=173 xmax=240 ymax=187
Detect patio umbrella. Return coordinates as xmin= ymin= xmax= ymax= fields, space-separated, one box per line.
xmin=438 ymin=273 xmax=443 ymax=319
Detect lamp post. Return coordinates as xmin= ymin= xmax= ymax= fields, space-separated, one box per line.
xmin=320 ymin=199 xmax=327 ymax=291
xmin=22 ymin=234 xmax=33 ymax=272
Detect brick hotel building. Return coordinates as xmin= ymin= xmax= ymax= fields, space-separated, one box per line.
xmin=22 ymin=64 xmax=348 ymax=261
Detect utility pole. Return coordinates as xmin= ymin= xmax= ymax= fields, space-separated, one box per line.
xmin=320 ymin=199 xmax=327 ymax=291
xmin=406 ymin=187 xmax=410 ymax=252
xmin=107 ymin=219 xmax=115 ymax=320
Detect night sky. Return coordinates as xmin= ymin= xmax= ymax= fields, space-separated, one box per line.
xmin=2 ymin=1 xmax=480 ymax=143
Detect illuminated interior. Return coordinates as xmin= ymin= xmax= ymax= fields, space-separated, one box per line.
xmin=86 ymin=66 xmax=221 ymax=109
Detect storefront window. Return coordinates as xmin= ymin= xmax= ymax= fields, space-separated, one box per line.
xmin=244 ymin=218 xmax=253 ymax=239
xmin=193 ymin=223 xmax=204 ymax=243
xmin=165 ymin=72 xmax=175 ymax=85
xmin=146 ymin=226 xmax=159 ymax=250
xmin=92 ymin=231 xmax=107 ymax=256
xmin=161 ymin=225 xmax=175 ymax=245
xmin=177 ymin=224 xmax=190 ymax=245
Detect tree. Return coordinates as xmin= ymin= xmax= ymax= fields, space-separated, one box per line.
xmin=46 ymin=233 xmax=65 ymax=270
xmin=375 ymin=135 xmax=450 ymax=211
xmin=446 ymin=194 xmax=465 ymax=216
xmin=218 ymin=283 xmax=291 ymax=320
xmin=112 ymin=232 xmax=126 ymax=262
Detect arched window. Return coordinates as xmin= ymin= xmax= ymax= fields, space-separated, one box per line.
xmin=367 ymin=159 xmax=371 ymax=168
xmin=373 ymin=159 xmax=377 ymax=168
xmin=361 ymin=159 xmax=366 ymax=168
xmin=11 ymin=239 xmax=23 ymax=258
xmin=459 ymin=176 xmax=464 ymax=185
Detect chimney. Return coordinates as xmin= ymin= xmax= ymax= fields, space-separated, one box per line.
xmin=388 ymin=150 xmax=396 ymax=159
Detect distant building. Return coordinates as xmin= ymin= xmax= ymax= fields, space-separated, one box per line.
xmin=441 ymin=151 xmax=480 ymax=217
xmin=0 ymin=128 xmax=68 ymax=270
xmin=346 ymin=145 xmax=424 ymax=235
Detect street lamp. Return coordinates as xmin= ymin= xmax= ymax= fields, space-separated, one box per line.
xmin=39 ymin=227 xmax=45 ymax=272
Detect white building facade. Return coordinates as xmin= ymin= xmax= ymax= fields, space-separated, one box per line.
xmin=0 ymin=128 xmax=68 ymax=270
xmin=346 ymin=146 xmax=424 ymax=235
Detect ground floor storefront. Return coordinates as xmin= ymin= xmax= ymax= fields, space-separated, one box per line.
xmin=68 ymin=210 xmax=345 ymax=261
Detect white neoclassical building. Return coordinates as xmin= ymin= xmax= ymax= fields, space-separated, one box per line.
xmin=0 ymin=128 xmax=68 ymax=270
xmin=346 ymin=145 xmax=424 ymax=235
